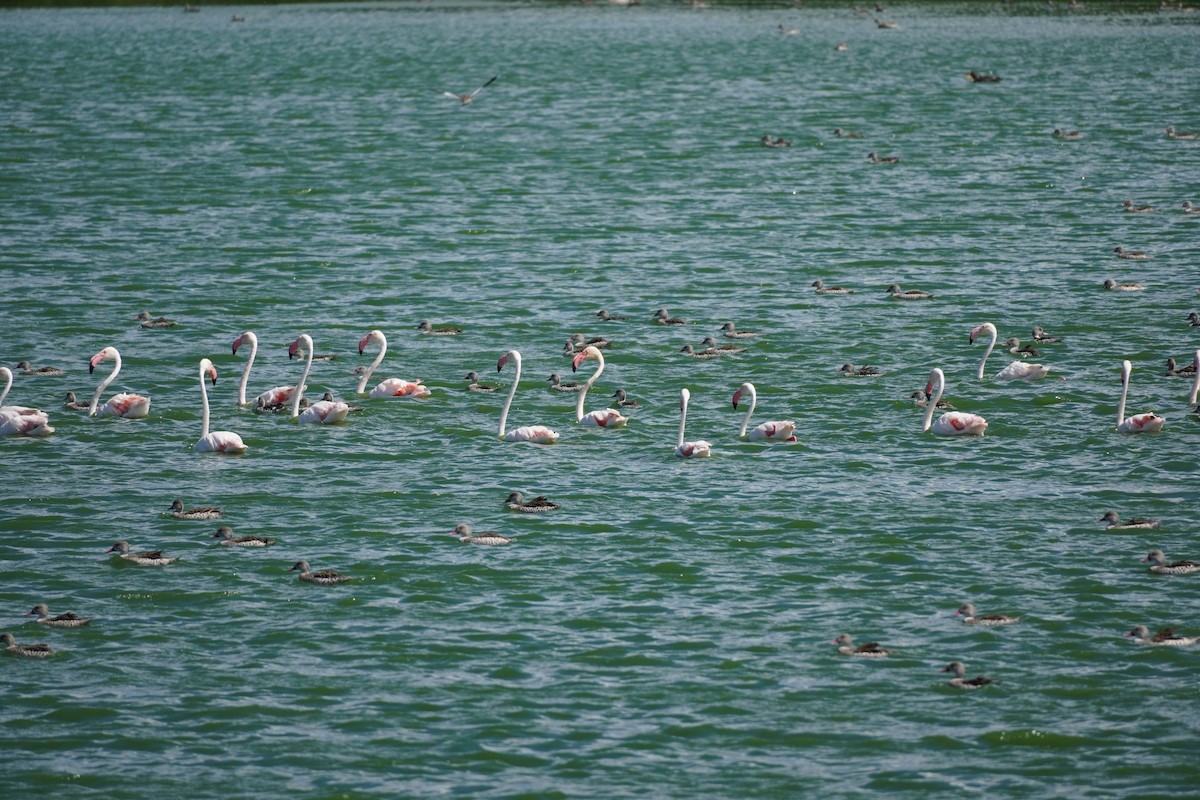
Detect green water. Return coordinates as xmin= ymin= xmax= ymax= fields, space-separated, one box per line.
xmin=2 ymin=2 xmax=1198 ymax=797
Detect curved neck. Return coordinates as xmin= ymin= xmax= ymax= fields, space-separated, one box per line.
xmin=291 ymin=336 xmax=314 ymax=418
xmin=575 ymin=352 xmax=604 ymax=422
xmin=237 ymin=332 xmax=257 ymax=406
xmin=922 ymin=370 xmax=943 ymax=432
xmin=737 ymin=383 xmax=757 ymax=437
xmin=1117 ymin=362 xmax=1130 ymax=425
xmin=199 ymin=362 xmax=211 ymax=439
xmin=678 ymin=391 xmax=689 ymax=448
xmin=357 ymin=334 xmax=386 ymax=395
xmin=977 ymin=325 xmax=997 ymax=380
xmin=499 ymin=351 xmax=521 ymax=438
xmin=0 ymin=369 xmax=11 ymax=407
xmin=1190 ymin=350 xmax=1200 ymax=406
xmin=90 ymin=351 xmax=121 ymax=416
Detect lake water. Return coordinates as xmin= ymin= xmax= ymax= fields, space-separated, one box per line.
xmin=1 ymin=2 xmax=1198 ymax=797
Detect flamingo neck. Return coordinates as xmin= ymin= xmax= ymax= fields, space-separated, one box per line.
xmin=90 ymin=351 xmax=121 ymax=416
xmin=0 ymin=369 xmax=11 ymax=407
xmin=199 ymin=362 xmax=211 ymax=439
xmin=1116 ymin=363 xmax=1129 ymax=426
xmin=1190 ymin=351 xmax=1200 ymax=406
xmin=237 ymin=333 xmax=257 ymax=407
xmin=678 ymin=392 xmax=688 ymax=448
xmin=499 ymin=351 xmax=521 ymax=439
xmin=292 ymin=337 xmax=314 ymax=418
xmin=575 ymin=352 xmax=604 ymax=422
xmin=977 ymin=324 xmax=997 ymax=380
xmin=737 ymin=383 xmax=757 ymax=437
xmin=357 ymin=334 xmax=386 ymax=395
xmin=922 ymin=370 xmax=943 ymax=432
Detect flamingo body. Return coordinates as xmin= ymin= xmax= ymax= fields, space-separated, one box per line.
xmin=571 ymin=346 xmax=629 ymax=429
xmin=357 ymin=330 xmax=430 ymax=398
xmin=88 ymin=347 xmax=151 ymax=418
xmin=289 ymin=335 xmax=351 ymax=425
xmin=1115 ymin=360 xmax=1164 ymax=434
xmin=0 ymin=369 xmax=54 ymax=436
xmin=971 ymin=323 xmax=1050 ymax=381
xmin=923 ymin=368 xmax=987 ymax=436
xmin=675 ymin=388 xmax=712 ymax=458
xmin=497 ymin=350 xmax=558 ymax=444
xmin=194 ymin=359 xmax=247 ymax=453
xmin=733 ymin=382 xmax=796 ymax=442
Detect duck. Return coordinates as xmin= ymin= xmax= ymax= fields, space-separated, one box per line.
xmin=867 ymin=151 xmax=900 ymax=164
xmin=452 ymin=523 xmax=513 ymax=546
xmin=833 ymin=128 xmax=863 ymax=138
xmin=955 ymin=602 xmax=1020 ymax=626
xmin=611 ymin=388 xmax=639 ymax=407
xmin=700 ymin=336 xmax=745 ymax=354
xmin=941 ymin=661 xmax=995 ymax=689
xmin=63 ymin=392 xmax=90 ymax=411
xmin=1112 ymin=247 xmax=1150 ymax=260
xmin=210 ymin=526 xmax=276 ymax=547
xmin=504 ymin=491 xmax=561 ymax=513
xmin=680 ymin=344 xmax=721 ymax=359
xmin=2 ymin=633 xmax=54 ymax=658
xmin=547 ymin=373 xmax=583 ymax=392
xmin=1053 ymin=128 xmax=1084 ymax=139
xmin=835 ymin=42 xmax=849 ymax=51
xmin=1166 ymin=357 xmax=1197 ymax=377
xmin=965 ymin=71 xmax=1002 ymax=83
xmin=1142 ymin=549 xmax=1200 ymax=575
xmin=1098 ymin=510 xmax=1159 ymax=530
xmin=831 ymin=633 xmax=892 ymax=657
xmin=1188 ymin=312 xmax=1200 ymax=327
xmin=26 ymin=603 xmax=91 ymax=628
xmin=885 ymin=284 xmax=933 ymax=299
xmin=107 ymin=541 xmax=177 ymax=566
xmin=653 ymin=308 xmax=686 ymax=325
xmin=15 ymin=361 xmax=64 ymax=376
xmin=777 ymin=23 xmax=802 ymax=35
xmin=719 ymin=321 xmax=761 ymax=338
xmin=464 ymin=371 xmax=497 ymax=393
xmin=1182 ymin=200 xmax=1199 ymax=214
xmin=168 ymin=499 xmax=222 ymax=520
xmin=910 ymin=390 xmax=955 ymax=410
xmin=595 ymin=309 xmax=626 ymax=321
xmin=416 ymin=320 xmax=462 ymax=335
xmin=565 ymin=333 xmax=612 ymax=351
xmin=811 ymin=279 xmax=853 ymax=295
xmin=321 ymin=391 xmax=363 ymax=412
xmin=1125 ymin=626 xmax=1198 ymax=646
xmin=874 ymin=17 xmax=899 ymax=28
xmin=839 ymin=363 xmax=883 ymax=377
xmin=1031 ymin=326 xmax=1061 ymax=343
xmin=1122 ymin=198 xmax=1155 ymax=213
xmin=1103 ymin=277 xmax=1146 ymax=291
xmin=1003 ymin=338 xmax=1040 ymax=357
xmin=761 ymin=134 xmax=792 ymax=148
xmin=1165 ymin=126 xmax=1198 ymax=140
xmin=290 ymin=560 xmax=350 ymax=585
xmin=135 ymin=311 xmax=176 ymax=328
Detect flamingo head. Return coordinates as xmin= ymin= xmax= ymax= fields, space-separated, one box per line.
xmin=732 ymin=386 xmax=747 ymax=409
xmin=497 ymin=352 xmax=511 ymax=373
xmin=358 ymin=330 xmax=383 ymax=355
xmin=89 ymin=347 xmax=115 ymax=373
xmin=923 ymin=377 xmax=935 ymax=400
xmin=571 ymin=346 xmax=600 ymax=372
xmin=679 ymin=388 xmax=690 ymax=410
xmin=288 ymin=338 xmax=302 ymax=360
xmin=201 ymin=359 xmax=218 ymax=385
xmin=968 ymin=324 xmax=989 ymax=344
xmin=232 ymin=332 xmax=250 ymax=355
xmin=1120 ymin=360 xmax=1131 ymax=385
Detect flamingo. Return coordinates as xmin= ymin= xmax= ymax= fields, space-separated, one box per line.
xmin=732 ymin=382 xmax=796 ymax=442
xmin=356 ymin=329 xmax=430 ymax=399
xmin=232 ymin=331 xmax=299 ymax=410
xmin=194 ymin=358 xmax=247 ymax=454
xmin=1115 ymin=360 xmax=1164 ymax=433
xmin=922 ymin=368 xmax=987 ymax=436
xmin=288 ymin=335 xmax=350 ymax=425
xmin=570 ymin=346 xmax=629 ymax=428
xmin=0 ymin=367 xmax=54 ymax=437
xmin=87 ymin=347 xmax=151 ymax=418
xmin=675 ymin=388 xmax=712 ymax=458
xmin=1188 ymin=349 xmax=1200 ymax=408
xmin=496 ymin=350 xmax=558 ymax=444
xmin=970 ymin=322 xmax=1050 ymax=381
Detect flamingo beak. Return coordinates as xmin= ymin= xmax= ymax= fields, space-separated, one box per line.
xmin=288 ymin=340 xmax=300 ymax=360
xmin=496 ymin=355 xmax=507 ymax=372
xmin=732 ymin=392 xmax=741 ymax=409
xmin=232 ymin=339 xmax=240 ymax=355
xmin=208 ymin=368 xmax=218 ymax=386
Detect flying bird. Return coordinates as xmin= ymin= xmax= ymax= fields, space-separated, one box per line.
xmin=442 ymin=75 xmax=498 ymax=105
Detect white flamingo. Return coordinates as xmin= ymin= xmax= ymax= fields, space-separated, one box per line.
xmin=194 ymin=358 xmax=247 ymax=453
xmin=1188 ymin=349 xmax=1200 ymax=408
xmin=732 ymin=382 xmax=796 ymax=441
xmin=969 ymin=323 xmax=1050 ymax=381
xmin=1115 ymin=360 xmax=1164 ymax=433
xmin=922 ymin=368 xmax=987 ymax=436
xmin=88 ymin=346 xmax=151 ymax=418
xmin=356 ymin=329 xmax=430 ymax=399
xmin=570 ymin=346 xmax=628 ymax=428
xmin=0 ymin=367 xmax=54 ymax=437
xmin=675 ymin=388 xmax=712 ymax=458
xmin=232 ymin=331 xmax=299 ymax=410
xmin=496 ymin=350 xmax=558 ymax=444
xmin=288 ymin=335 xmax=350 ymax=425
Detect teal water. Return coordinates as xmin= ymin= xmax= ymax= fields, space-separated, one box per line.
xmin=2 ymin=2 xmax=1199 ymax=797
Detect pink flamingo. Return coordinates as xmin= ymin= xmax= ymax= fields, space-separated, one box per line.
xmin=675 ymin=388 xmax=712 ymax=458
xmin=232 ymin=331 xmax=299 ymax=410
xmin=356 ymin=329 xmax=430 ymax=399
xmin=732 ymin=382 xmax=796 ymax=441
xmin=288 ymin=335 xmax=350 ymax=425
xmin=570 ymin=346 xmax=628 ymax=428
xmin=194 ymin=358 xmax=247 ymax=453
xmin=970 ymin=323 xmax=1050 ymax=381
xmin=497 ymin=350 xmax=558 ymax=443
xmin=0 ymin=367 xmax=54 ymax=437
xmin=88 ymin=346 xmax=151 ymax=418
xmin=922 ymin=368 xmax=987 ymax=436
xmin=1116 ymin=360 xmax=1164 ymax=433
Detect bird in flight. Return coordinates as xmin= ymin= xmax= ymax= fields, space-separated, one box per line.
xmin=442 ymin=76 xmax=498 ymax=105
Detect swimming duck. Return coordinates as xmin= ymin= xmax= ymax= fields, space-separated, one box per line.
xmin=867 ymin=151 xmax=900 ymax=164
xmin=63 ymin=392 xmax=90 ymax=411
xmin=839 ymin=363 xmax=883 ymax=377
xmin=1142 ymin=549 xmax=1200 ymax=575
xmin=1125 ymin=626 xmax=1198 ymax=646
xmin=1188 ymin=312 xmax=1200 ymax=327
xmin=416 ymin=320 xmax=462 ymax=335
xmin=719 ymin=322 xmax=761 ymax=339
xmin=761 ymin=134 xmax=792 ymax=148
xmin=1112 ymin=247 xmax=1150 ymax=261
xmin=832 ymin=633 xmax=892 ymax=657
xmin=1165 ymin=126 xmax=1198 ymax=140
xmin=910 ymin=390 xmax=954 ymax=410
xmin=1122 ymin=199 xmax=1155 ymax=213
xmin=15 ymin=361 xmax=64 ymax=376
xmin=464 ymin=371 xmax=497 ymax=393
xmin=27 ymin=603 xmax=91 ymax=628
xmin=452 ymin=523 xmax=513 ymax=546
xmin=1166 ymin=357 xmax=1197 ymax=377
xmin=611 ymin=388 xmax=639 ymax=407
xmin=596 ymin=309 xmax=626 ymax=321
xmin=565 ymin=333 xmax=612 ymax=351
xmin=547 ymin=373 xmax=583 ymax=392
xmin=107 ymin=541 xmax=177 ymax=566
xmin=168 ymin=499 xmax=222 ymax=520
xmin=1182 ymin=201 xmax=1199 ymax=214
xmin=680 ymin=344 xmax=721 ymax=359
xmin=1053 ymin=128 xmax=1084 ymax=139
xmin=1099 ymin=510 xmax=1159 ymax=530
xmin=653 ymin=308 xmax=686 ymax=325
xmin=965 ymin=71 xmax=1002 ymax=83
xmin=504 ymin=492 xmax=561 ymax=513
xmin=955 ymin=602 xmax=1020 ymax=626
xmin=777 ymin=23 xmax=802 ymax=35
xmin=1003 ymin=338 xmax=1040 ymax=357
xmin=2 ymin=633 xmax=54 ymax=658
xmin=135 ymin=311 xmax=176 ymax=329
xmin=211 ymin=526 xmax=276 ymax=547
xmin=1103 ymin=277 xmax=1146 ymax=291
xmin=1031 ymin=326 xmax=1061 ymax=343
xmin=941 ymin=661 xmax=995 ymax=689
xmin=811 ymin=279 xmax=853 ymax=295
xmin=290 ymin=560 xmax=349 ymax=585
xmin=874 ymin=17 xmax=898 ymax=28
xmin=835 ymin=42 xmax=848 ymax=51
xmin=700 ymin=336 xmax=745 ymax=354
xmin=833 ymin=128 xmax=863 ymax=138
xmin=885 ymin=284 xmax=933 ymax=299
